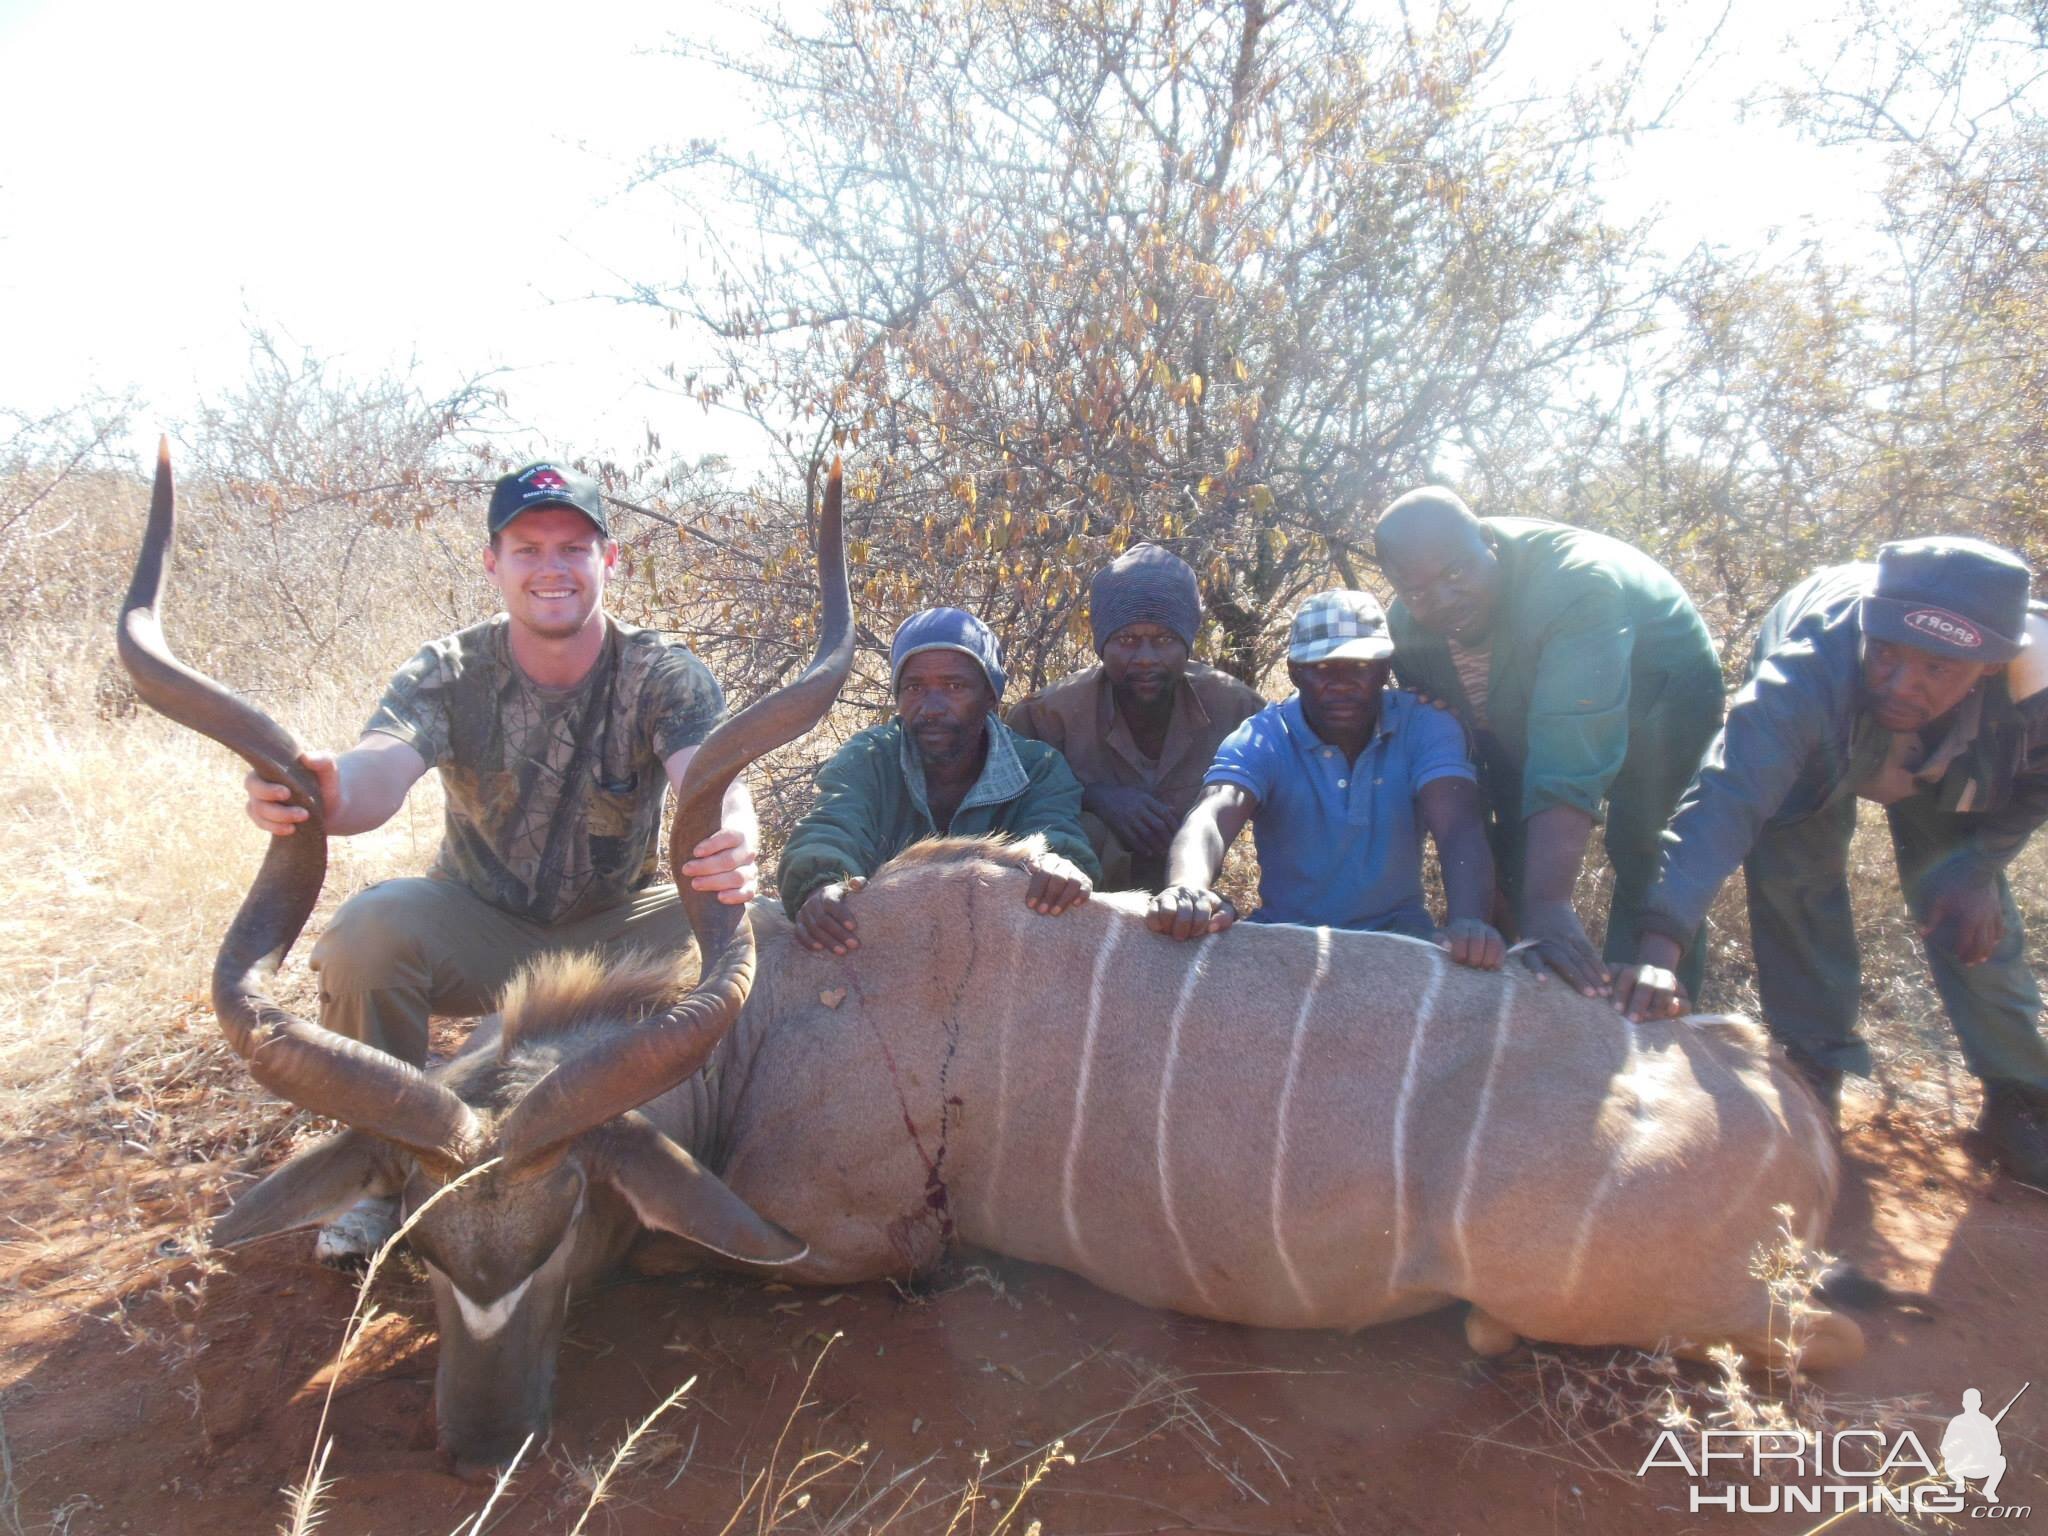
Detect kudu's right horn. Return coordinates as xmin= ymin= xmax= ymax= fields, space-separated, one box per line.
xmin=495 ymin=456 xmax=853 ymax=1172
xmin=118 ymin=439 xmax=483 ymax=1170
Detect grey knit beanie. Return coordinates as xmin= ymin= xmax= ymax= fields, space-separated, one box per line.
xmin=1089 ymin=543 xmax=1202 ymax=654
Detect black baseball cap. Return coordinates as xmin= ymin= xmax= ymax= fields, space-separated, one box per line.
xmin=487 ymin=462 xmax=612 ymax=539
xmin=1861 ymin=536 xmax=2032 ymax=664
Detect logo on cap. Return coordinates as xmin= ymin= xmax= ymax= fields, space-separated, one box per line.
xmin=524 ymin=467 xmax=569 ymax=496
xmin=1903 ymin=607 xmax=1983 ymax=649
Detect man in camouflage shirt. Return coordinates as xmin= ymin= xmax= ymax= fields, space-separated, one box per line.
xmin=244 ymin=461 xmax=756 ymax=1258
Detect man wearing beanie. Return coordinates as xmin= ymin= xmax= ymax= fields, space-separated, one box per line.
xmin=1375 ymin=487 xmax=1725 ymax=1002
xmin=780 ymin=607 xmax=1101 ymax=954
xmin=1615 ymin=538 xmax=2048 ymax=1185
xmin=241 ymin=460 xmax=760 ymax=1261
xmin=1008 ymin=543 xmax=1264 ymax=890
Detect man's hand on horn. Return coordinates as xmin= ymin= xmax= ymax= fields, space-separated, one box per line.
xmin=246 ymin=751 xmax=342 ymax=835
xmin=1022 ymin=852 xmax=1092 ymax=916
xmin=1146 ymin=885 xmax=1238 ymax=941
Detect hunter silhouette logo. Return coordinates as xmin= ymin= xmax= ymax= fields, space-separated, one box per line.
xmin=1903 ymin=606 xmax=1985 ymax=648
xmin=1943 ymin=1384 xmax=2026 ymax=1503
xmin=1638 ymin=1380 xmax=2032 ymax=1517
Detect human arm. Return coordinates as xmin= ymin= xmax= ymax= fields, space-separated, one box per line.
xmin=1518 ymin=581 xmax=1636 ymax=825
xmin=1083 ymin=783 xmax=1179 ymax=857
xmin=778 ymin=735 xmax=897 ymax=947
xmin=664 ymin=747 xmax=761 ymax=906
xmin=244 ymin=732 xmax=427 ymax=837
xmin=1632 ymin=636 xmax=1844 ymax=956
xmin=1416 ymin=774 xmax=1505 ymax=969
xmin=1147 ymin=782 xmax=1256 ymax=940
xmin=1516 ymin=804 xmax=1609 ymax=994
xmin=1612 ymin=933 xmax=1686 ymax=1020
xmin=1003 ymin=743 xmax=1099 ymax=915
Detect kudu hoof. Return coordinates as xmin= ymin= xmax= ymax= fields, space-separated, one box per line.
xmin=1464 ymin=1307 xmax=1521 ymax=1357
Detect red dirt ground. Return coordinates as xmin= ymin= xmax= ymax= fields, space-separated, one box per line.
xmin=3 ymin=1095 xmax=2043 ymax=1536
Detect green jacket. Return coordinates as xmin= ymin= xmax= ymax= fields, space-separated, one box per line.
xmin=778 ymin=718 xmax=1101 ymax=918
xmin=1387 ymin=517 xmax=1722 ymax=824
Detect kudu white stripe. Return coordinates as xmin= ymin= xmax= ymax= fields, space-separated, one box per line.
xmin=1449 ymin=974 xmax=1516 ymax=1292
xmin=1060 ymin=923 xmax=1128 ymax=1262
xmin=1269 ymin=927 xmax=1332 ymax=1316
xmin=1387 ymin=947 xmax=1449 ymax=1296
xmin=1155 ymin=944 xmax=1218 ymax=1310
xmin=984 ymin=910 xmax=1026 ymax=1220
xmin=1558 ymin=1013 xmax=1673 ymax=1296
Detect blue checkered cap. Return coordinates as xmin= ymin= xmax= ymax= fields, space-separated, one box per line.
xmin=1288 ymin=589 xmax=1395 ymax=663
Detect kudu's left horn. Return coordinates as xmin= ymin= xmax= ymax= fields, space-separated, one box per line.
xmin=117 ymin=439 xmax=484 ymax=1170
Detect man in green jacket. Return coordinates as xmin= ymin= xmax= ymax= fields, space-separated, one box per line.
xmin=780 ymin=607 xmax=1102 ymax=954
xmin=1375 ymin=487 xmax=1724 ymax=999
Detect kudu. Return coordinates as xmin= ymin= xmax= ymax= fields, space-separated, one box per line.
xmin=124 ymin=446 xmax=1863 ymax=1471
xmin=118 ymin=442 xmax=854 ymax=1470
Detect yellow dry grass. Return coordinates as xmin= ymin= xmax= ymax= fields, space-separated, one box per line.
xmin=0 ymin=472 xmax=459 ymax=1155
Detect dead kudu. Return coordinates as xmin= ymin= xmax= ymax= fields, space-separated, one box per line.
xmin=118 ymin=442 xmax=853 ymax=1470
xmin=123 ymin=449 xmax=1861 ymax=1471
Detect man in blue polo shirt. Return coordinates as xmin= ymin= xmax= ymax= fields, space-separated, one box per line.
xmin=1146 ymin=590 xmax=1505 ymax=968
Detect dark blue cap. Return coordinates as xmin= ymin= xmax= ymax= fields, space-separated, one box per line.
xmin=488 ymin=462 xmax=612 ymax=539
xmin=890 ymin=608 xmax=1007 ymax=700
xmin=1861 ymin=537 xmax=2033 ymax=663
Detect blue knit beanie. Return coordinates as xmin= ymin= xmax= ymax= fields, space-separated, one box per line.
xmin=890 ymin=608 xmax=1008 ymax=700
xmin=1089 ymin=543 xmax=1202 ymax=654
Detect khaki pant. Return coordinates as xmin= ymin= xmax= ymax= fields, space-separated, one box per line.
xmin=309 ymin=878 xmax=694 ymax=1066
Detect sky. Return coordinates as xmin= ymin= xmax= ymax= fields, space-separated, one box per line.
xmin=0 ymin=0 xmax=1888 ymax=478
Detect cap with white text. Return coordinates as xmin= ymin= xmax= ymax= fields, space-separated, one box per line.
xmin=487 ymin=462 xmax=612 ymax=539
xmin=1861 ymin=537 xmax=2032 ymax=663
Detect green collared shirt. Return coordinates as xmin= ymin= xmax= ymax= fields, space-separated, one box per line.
xmin=1388 ymin=517 xmax=1722 ymax=824
xmin=777 ymin=717 xmax=1101 ymax=918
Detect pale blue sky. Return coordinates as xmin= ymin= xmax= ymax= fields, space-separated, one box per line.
xmin=0 ymin=0 xmax=1883 ymax=475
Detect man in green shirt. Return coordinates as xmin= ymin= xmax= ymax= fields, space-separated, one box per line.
xmin=780 ymin=607 xmax=1101 ymax=953
xmin=1374 ymin=487 xmax=1724 ymax=999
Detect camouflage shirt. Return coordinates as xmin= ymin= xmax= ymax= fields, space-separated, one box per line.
xmin=365 ymin=616 xmax=725 ymax=925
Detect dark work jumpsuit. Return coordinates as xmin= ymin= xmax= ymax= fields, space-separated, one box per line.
xmin=1641 ymin=565 xmax=2048 ymax=1093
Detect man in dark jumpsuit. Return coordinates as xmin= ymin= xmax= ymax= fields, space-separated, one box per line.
xmin=1617 ymin=538 xmax=2048 ymax=1185
xmin=1375 ymin=487 xmax=1724 ymax=999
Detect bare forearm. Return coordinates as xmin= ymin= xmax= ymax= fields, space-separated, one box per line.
xmin=722 ymin=776 xmax=759 ymax=845
xmin=1436 ymin=821 xmax=1495 ymax=925
xmin=1163 ymin=812 xmax=1227 ymax=891
xmin=323 ymin=739 xmax=424 ymax=835
xmin=1522 ymin=805 xmax=1596 ymax=910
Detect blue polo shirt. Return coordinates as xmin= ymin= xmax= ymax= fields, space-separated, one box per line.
xmin=1204 ymin=691 xmax=1475 ymax=933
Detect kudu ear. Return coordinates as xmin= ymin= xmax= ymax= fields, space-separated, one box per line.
xmin=597 ymin=1119 xmax=806 ymax=1267
xmin=211 ymin=1130 xmax=400 ymax=1249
